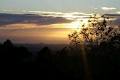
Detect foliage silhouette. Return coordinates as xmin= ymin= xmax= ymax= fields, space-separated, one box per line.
xmin=68 ymin=14 xmax=120 ymax=46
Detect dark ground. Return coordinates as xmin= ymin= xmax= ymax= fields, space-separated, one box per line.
xmin=0 ymin=37 xmax=120 ymax=80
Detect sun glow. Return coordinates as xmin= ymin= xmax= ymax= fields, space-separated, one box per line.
xmin=50 ymin=19 xmax=89 ymax=30
xmin=66 ymin=19 xmax=89 ymax=29
xmin=66 ymin=20 xmax=81 ymax=29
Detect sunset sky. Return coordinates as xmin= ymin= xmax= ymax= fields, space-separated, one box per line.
xmin=0 ymin=0 xmax=119 ymax=44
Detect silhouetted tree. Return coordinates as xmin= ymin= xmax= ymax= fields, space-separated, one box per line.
xmin=68 ymin=14 xmax=120 ymax=46
xmin=0 ymin=39 xmax=31 ymax=65
xmin=3 ymin=39 xmax=14 ymax=48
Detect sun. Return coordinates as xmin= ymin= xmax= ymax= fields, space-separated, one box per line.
xmin=49 ymin=18 xmax=88 ymax=29
xmin=66 ymin=20 xmax=81 ymax=29
xmin=70 ymin=20 xmax=81 ymax=29
xmin=50 ymin=20 xmax=82 ymax=29
xmin=66 ymin=19 xmax=89 ymax=29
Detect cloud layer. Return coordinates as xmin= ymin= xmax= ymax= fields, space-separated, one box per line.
xmin=0 ymin=11 xmax=93 ymax=27
xmin=101 ymin=7 xmax=116 ymax=11
xmin=0 ymin=13 xmax=72 ymax=26
xmin=117 ymin=11 xmax=120 ymax=14
xmin=0 ymin=11 xmax=120 ymax=28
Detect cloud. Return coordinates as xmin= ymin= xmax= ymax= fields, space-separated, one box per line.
xmin=101 ymin=7 xmax=116 ymax=11
xmin=104 ymin=14 xmax=120 ymax=17
xmin=112 ymin=18 xmax=120 ymax=25
xmin=0 ymin=13 xmax=72 ymax=26
xmin=28 ymin=11 xmax=92 ymax=20
xmin=0 ymin=11 xmax=93 ymax=27
xmin=116 ymin=11 xmax=120 ymax=14
xmin=29 ymin=11 xmax=66 ymax=17
xmin=104 ymin=13 xmax=120 ymax=25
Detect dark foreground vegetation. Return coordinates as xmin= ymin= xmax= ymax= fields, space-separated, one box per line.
xmin=0 ymin=15 xmax=120 ymax=80
xmin=0 ymin=36 xmax=120 ymax=80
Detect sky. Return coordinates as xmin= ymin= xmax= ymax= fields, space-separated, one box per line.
xmin=0 ymin=0 xmax=119 ymax=44
xmin=0 ymin=0 xmax=120 ymax=14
